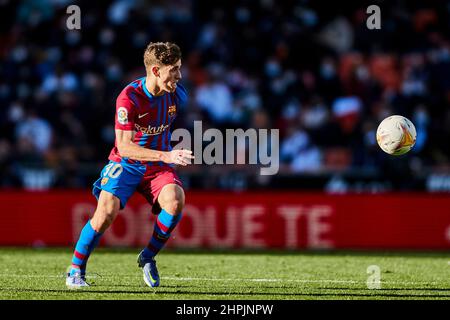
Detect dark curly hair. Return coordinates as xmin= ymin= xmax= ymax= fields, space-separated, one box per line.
xmin=143 ymin=42 xmax=181 ymax=70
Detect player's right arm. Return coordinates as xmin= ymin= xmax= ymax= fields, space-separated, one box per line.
xmin=116 ymin=129 xmax=193 ymax=165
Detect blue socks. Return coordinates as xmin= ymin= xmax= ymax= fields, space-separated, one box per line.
xmin=142 ymin=209 xmax=182 ymax=259
xmin=69 ymin=210 xmax=182 ymax=276
xmin=70 ymin=220 xmax=102 ymax=276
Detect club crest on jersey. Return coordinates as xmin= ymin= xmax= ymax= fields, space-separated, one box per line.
xmin=168 ymin=105 xmax=176 ymax=117
xmin=117 ymin=107 xmax=128 ymax=125
xmin=101 ymin=177 xmax=109 ymax=185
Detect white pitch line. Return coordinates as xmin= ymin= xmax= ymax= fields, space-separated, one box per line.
xmin=162 ymin=277 xmax=359 ymax=283
xmin=0 ymin=274 xmax=448 ymax=286
xmin=150 ymin=277 xmax=450 ymax=286
xmin=0 ymin=274 xmax=358 ymax=282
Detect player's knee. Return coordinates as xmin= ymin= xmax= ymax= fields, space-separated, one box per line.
xmin=158 ymin=185 xmax=185 ymax=214
xmin=103 ymin=210 xmax=116 ymax=225
xmin=99 ymin=204 xmax=118 ymax=221
xmin=160 ymin=195 xmax=184 ymax=214
xmin=92 ymin=206 xmax=118 ymax=233
xmin=92 ymin=192 xmax=120 ymax=232
xmin=163 ymin=199 xmax=184 ymax=214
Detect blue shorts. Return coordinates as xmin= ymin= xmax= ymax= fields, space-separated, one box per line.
xmin=92 ymin=160 xmax=146 ymax=209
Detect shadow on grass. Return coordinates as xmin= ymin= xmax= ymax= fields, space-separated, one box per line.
xmin=246 ymin=285 xmax=450 ymax=292
xmin=321 ymin=287 xmax=450 ymax=292
xmin=1 ymin=287 xmax=450 ymax=299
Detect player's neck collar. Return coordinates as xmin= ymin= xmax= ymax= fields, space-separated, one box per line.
xmin=142 ymin=77 xmax=154 ymax=99
xmin=142 ymin=77 xmax=164 ymax=100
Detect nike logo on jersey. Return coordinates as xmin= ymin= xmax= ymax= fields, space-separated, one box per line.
xmin=138 ymin=113 xmax=149 ymax=119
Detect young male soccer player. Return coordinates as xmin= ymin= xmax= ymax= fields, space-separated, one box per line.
xmin=66 ymin=42 xmax=194 ymax=289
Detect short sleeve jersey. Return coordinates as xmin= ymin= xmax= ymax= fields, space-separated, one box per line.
xmin=108 ymin=77 xmax=188 ymax=166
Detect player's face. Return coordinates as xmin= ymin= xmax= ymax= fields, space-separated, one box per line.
xmin=159 ymin=59 xmax=182 ymax=93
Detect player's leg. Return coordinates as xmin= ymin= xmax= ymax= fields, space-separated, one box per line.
xmin=90 ymin=190 xmax=121 ymax=233
xmin=67 ymin=160 xmax=144 ymax=289
xmin=66 ymin=191 xmax=120 ymax=288
xmin=141 ymin=184 xmax=184 ymax=258
xmin=138 ymin=180 xmax=185 ymax=288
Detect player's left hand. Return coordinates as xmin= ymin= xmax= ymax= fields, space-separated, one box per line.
xmin=166 ymin=149 xmax=194 ymax=166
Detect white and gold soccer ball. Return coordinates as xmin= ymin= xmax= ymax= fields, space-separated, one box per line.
xmin=376 ymin=115 xmax=417 ymax=155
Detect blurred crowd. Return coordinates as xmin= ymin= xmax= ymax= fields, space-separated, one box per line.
xmin=1 ymin=0 xmax=450 ymax=190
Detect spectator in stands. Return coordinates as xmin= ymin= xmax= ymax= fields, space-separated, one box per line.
xmin=0 ymin=0 xmax=449 ymax=190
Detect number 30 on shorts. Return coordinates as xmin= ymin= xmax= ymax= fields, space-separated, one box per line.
xmin=104 ymin=163 xmax=123 ymax=179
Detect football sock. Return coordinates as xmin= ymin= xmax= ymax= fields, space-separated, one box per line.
xmin=142 ymin=209 xmax=182 ymax=259
xmin=70 ymin=220 xmax=103 ymax=276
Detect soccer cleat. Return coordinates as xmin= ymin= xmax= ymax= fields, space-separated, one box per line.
xmin=137 ymin=251 xmax=160 ymax=288
xmin=66 ymin=271 xmax=90 ymax=289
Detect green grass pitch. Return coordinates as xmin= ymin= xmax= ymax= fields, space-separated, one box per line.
xmin=0 ymin=248 xmax=449 ymax=300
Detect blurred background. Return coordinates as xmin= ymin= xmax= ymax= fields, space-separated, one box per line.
xmin=0 ymin=0 xmax=449 ymax=250
xmin=1 ymin=0 xmax=450 ymax=192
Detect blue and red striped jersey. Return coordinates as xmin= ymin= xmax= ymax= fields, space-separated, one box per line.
xmin=108 ymin=77 xmax=187 ymax=166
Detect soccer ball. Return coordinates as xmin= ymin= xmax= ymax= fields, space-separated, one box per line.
xmin=376 ymin=115 xmax=417 ymax=155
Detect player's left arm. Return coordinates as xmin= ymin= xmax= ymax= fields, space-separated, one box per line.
xmin=116 ymin=129 xmax=193 ymax=165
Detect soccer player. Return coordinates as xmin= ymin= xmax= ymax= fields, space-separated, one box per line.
xmin=66 ymin=42 xmax=194 ymax=289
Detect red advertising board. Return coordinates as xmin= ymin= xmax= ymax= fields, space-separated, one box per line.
xmin=0 ymin=191 xmax=449 ymax=249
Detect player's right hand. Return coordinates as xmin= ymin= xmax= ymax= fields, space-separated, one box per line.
xmin=165 ymin=149 xmax=194 ymax=166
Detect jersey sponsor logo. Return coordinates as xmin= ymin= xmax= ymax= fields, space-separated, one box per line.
xmin=138 ymin=112 xmax=149 ymax=119
xmin=117 ymin=107 xmax=128 ymax=125
xmin=135 ymin=123 xmax=170 ymax=135
xmin=168 ymin=105 xmax=176 ymax=117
